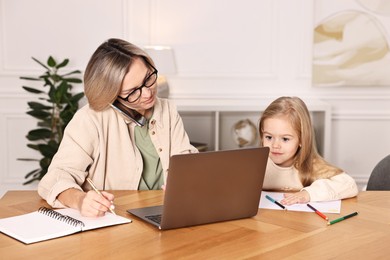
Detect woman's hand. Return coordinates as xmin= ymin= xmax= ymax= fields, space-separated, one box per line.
xmin=280 ymin=190 xmax=310 ymax=205
xmin=58 ymin=188 xmax=115 ymax=217
xmin=79 ymin=190 xmax=115 ymax=217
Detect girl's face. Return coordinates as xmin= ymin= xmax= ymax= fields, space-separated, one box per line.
xmin=262 ymin=116 xmax=300 ymax=167
xmin=118 ymin=57 xmax=157 ymax=115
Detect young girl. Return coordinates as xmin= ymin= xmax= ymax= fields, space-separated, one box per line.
xmin=259 ymin=96 xmax=358 ymax=205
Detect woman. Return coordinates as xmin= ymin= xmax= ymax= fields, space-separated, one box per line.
xmin=38 ymin=38 xmax=197 ymax=217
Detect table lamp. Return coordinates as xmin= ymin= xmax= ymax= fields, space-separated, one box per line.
xmin=144 ymin=46 xmax=176 ymax=98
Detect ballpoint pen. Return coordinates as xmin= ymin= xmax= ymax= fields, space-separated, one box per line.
xmin=86 ymin=178 xmax=116 ymax=215
xmin=265 ymin=195 xmax=286 ymax=210
xmin=327 ymin=212 xmax=358 ymax=225
xmin=307 ymin=203 xmax=328 ymax=221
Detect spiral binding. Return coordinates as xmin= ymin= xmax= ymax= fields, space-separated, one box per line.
xmin=38 ymin=207 xmax=85 ymax=228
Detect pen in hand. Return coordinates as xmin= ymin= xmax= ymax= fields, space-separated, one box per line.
xmin=86 ymin=178 xmax=116 ymax=215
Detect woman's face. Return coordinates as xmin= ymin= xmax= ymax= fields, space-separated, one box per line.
xmin=118 ymin=57 xmax=157 ymax=115
xmin=261 ymin=116 xmax=300 ymax=167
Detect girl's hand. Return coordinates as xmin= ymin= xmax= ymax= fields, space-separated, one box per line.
xmin=281 ymin=190 xmax=310 ymax=205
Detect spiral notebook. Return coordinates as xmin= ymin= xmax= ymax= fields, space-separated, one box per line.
xmin=0 ymin=207 xmax=131 ymax=244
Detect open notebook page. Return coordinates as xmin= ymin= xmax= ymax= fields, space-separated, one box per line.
xmin=56 ymin=208 xmax=131 ymax=231
xmin=0 ymin=208 xmax=131 ymax=244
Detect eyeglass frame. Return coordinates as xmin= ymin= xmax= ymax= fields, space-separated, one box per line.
xmin=117 ymin=59 xmax=158 ymax=104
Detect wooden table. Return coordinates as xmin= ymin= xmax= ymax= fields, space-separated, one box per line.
xmin=0 ymin=190 xmax=389 ymax=259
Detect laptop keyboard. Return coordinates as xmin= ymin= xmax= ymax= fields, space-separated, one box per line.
xmin=145 ymin=214 xmax=162 ymax=224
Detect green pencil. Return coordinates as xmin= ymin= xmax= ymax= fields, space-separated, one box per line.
xmin=327 ymin=212 xmax=358 ymax=225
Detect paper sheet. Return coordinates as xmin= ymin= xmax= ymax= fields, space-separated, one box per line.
xmin=259 ymin=191 xmax=341 ymax=214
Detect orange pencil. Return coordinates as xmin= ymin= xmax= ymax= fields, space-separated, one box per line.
xmin=307 ymin=203 xmax=328 ymax=221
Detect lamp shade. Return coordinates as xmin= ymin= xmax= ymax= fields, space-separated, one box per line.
xmin=144 ymin=46 xmax=176 ymax=98
xmin=144 ymin=46 xmax=176 ymax=75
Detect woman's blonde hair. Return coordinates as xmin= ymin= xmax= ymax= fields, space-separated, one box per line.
xmin=84 ymin=38 xmax=155 ymax=111
xmin=259 ymin=96 xmax=342 ymax=185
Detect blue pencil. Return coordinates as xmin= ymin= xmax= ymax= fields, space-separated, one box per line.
xmin=265 ymin=195 xmax=286 ymax=210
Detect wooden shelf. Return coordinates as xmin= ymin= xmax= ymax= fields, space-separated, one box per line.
xmin=175 ymin=98 xmax=332 ymax=159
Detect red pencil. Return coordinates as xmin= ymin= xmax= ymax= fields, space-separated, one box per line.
xmin=307 ymin=203 xmax=328 ymax=221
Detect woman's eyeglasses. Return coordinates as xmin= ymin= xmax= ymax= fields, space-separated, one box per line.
xmin=118 ymin=67 xmax=158 ymax=103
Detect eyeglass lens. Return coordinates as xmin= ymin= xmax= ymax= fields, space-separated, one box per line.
xmin=125 ymin=71 xmax=158 ymax=103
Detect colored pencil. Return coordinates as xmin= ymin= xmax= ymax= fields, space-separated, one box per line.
xmin=327 ymin=212 xmax=358 ymax=225
xmin=307 ymin=203 xmax=329 ymax=221
xmin=265 ymin=195 xmax=286 ymax=210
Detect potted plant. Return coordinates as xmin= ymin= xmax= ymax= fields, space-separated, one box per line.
xmin=19 ymin=56 xmax=84 ymax=184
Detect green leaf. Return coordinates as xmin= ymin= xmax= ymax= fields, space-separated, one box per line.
xmin=56 ymin=59 xmax=69 ymax=69
xmin=64 ymin=78 xmax=83 ymax=83
xmin=26 ymin=110 xmax=51 ymax=120
xmin=70 ymin=92 xmax=85 ymax=103
xmin=43 ymin=77 xmax=54 ymax=88
xmin=38 ymin=121 xmax=51 ymax=128
xmin=38 ymin=143 xmax=59 ymax=158
xmin=47 ymin=56 xmax=56 ymax=67
xmin=48 ymin=85 xmax=56 ymax=103
xmin=56 ymin=81 xmax=70 ymax=103
xmin=25 ymin=168 xmax=41 ymax=179
xmin=27 ymin=128 xmax=52 ymax=141
xmin=60 ymin=109 xmax=77 ymax=124
xmin=27 ymin=144 xmax=39 ymax=151
xmin=27 ymin=101 xmax=52 ymax=110
xmin=61 ymin=70 xmax=81 ymax=77
xmin=22 ymin=86 xmax=44 ymax=94
xmin=39 ymin=157 xmax=51 ymax=171
xmin=17 ymin=158 xmax=39 ymax=161
xmin=32 ymin=57 xmax=50 ymax=70
xmin=50 ymin=74 xmax=61 ymax=83
xmin=20 ymin=76 xmax=42 ymax=81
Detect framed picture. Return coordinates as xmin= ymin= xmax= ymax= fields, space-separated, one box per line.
xmin=313 ymin=0 xmax=390 ymax=87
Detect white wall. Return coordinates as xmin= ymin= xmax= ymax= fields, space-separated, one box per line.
xmin=1 ymin=0 xmax=389 ymax=194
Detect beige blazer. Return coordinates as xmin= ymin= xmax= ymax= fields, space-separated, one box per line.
xmin=38 ymin=98 xmax=197 ymax=208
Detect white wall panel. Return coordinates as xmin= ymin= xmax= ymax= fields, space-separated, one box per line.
xmin=331 ymin=113 xmax=390 ymax=187
xmin=0 ymin=0 xmax=389 ymax=193
xmin=4 ymin=114 xmax=38 ymax=183
xmin=0 ymin=0 xmax=127 ymax=76
xmin=0 ymin=96 xmax=38 ymax=193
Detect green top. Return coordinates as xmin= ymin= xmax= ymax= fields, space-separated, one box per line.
xmin=135 ymin=120 xmax=164 ymax=190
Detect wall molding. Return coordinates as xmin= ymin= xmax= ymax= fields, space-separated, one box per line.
xmin=168 ymin=91 xmax=390 ymax=101
xmin=332 ymin=111 xmax=390 ymax=120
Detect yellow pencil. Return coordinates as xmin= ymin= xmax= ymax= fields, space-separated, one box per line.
xmin=86 ymin=178 xmax=116 ymax=215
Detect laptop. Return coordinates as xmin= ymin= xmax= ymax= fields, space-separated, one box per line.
xmin=127 ymin=147 xmax=269 ymax=230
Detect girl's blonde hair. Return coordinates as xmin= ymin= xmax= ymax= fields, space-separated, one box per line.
xmin=84 ymin=38 xmax=155 ymax=111
xmin=259 ymin=96 xmax=342 ymax=186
